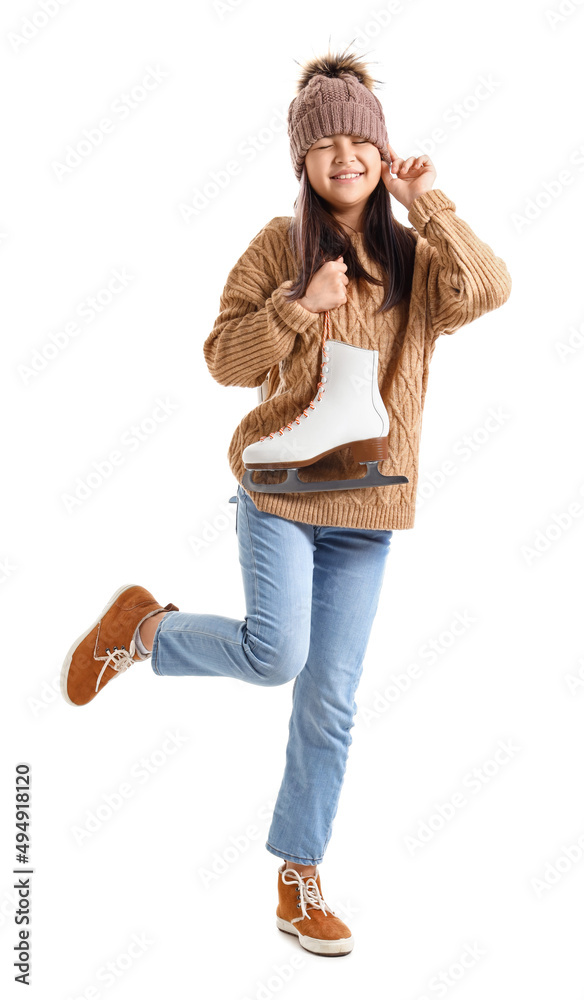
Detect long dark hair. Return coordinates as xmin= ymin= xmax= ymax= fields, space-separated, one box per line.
xmin=282 ymin=163 xmax=417 ymax=317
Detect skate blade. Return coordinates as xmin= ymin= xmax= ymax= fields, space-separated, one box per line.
xmin=241 ymin=463 xmax=409 ymax=494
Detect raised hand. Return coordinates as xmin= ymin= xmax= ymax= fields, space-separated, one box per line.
xmin=380 ymin=142 xmax=437 ymax=211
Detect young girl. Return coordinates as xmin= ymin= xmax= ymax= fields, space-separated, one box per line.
xmin=61 ymin=47 xmax=511 ymax=957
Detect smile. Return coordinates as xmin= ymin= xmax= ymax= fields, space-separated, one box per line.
xmin=330 ymin=172 xmax=363 ymax=182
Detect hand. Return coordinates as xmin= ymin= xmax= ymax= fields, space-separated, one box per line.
xmin=299 ymin=256 xmax=349 ymax=313
xmin=380 ymin=142 xmax=437 ymax=211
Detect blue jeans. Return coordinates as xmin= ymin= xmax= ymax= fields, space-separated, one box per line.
xmin=151 ymin=483 xmax=393 ymax=865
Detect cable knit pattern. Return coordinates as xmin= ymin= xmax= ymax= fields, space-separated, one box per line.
xmin=203 ymin=189 xmax=512 ymax=530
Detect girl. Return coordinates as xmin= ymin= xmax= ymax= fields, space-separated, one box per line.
xmin=61 ymin=47 xmax=512 ymax=957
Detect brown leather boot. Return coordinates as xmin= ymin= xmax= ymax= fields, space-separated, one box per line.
xmin=276 ymin=863 xmax=354 ymax=956
xmin=61 ymin=584 xmax=179 ymax=707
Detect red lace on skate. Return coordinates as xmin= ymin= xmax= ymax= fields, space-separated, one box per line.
xmin=259 ymin=310 xmax=331 ymax=441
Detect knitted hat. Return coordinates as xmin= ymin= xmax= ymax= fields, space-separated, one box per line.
xmin=287 ymin=47 xmax=393 ymax=181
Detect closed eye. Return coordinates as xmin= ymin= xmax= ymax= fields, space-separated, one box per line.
xmin=316 ymin=140 xmax=369 ymax=149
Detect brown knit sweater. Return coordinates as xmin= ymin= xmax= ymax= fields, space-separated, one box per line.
xmin=203 ymin=188 xmax=512 ymax=530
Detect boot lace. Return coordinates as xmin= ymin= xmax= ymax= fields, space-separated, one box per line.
xmin=260 ymin=310 xmax=331 ymax=441
xmin=281 ymin=867 xmax=336 ymax=924
xmin=95 ymin=638 xmax=136 ymax=693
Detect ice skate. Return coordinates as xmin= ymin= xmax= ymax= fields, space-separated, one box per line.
xmin=242 ymin=311 xmax=409 ymax=494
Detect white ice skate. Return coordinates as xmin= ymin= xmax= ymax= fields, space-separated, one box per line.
xmin=241 ymin=311 xmax=409 ymax=494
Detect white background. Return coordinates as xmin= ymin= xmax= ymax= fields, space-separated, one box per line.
xmin=2 ymin=0 xmax=584 ymax=996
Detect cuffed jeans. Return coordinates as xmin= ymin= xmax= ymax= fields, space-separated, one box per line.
xmin=151 ymin=483 xmax=393 ymax=865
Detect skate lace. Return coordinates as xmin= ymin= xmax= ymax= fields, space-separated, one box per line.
xmin=95 ymin=639 xmax=136 ymax=693
xmin=260 ymin=310 xmax=331 ymax=441
xmin=281 ymin=867 xmax=335 ymax=924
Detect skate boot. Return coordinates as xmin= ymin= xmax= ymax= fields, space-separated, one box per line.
xmin=61 ymin=584 xmax=179 ymax=707
xmin=276 ymin=863 xmax=354 ymax=956
xmin=242 ymin=311 xmax=408 ymax=494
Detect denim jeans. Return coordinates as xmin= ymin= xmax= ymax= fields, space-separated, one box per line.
xmin=151 ymin=483 xmax=393 ymax=865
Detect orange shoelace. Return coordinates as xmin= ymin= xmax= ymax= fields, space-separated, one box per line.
xmin=259 ymin=309 xmax=331 ymax=441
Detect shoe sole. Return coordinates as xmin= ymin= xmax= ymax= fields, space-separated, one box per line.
xmin=276 ymin=916 xmax=354 ymax=956
xmin=60 ymin=583 xmax=138 ymax=707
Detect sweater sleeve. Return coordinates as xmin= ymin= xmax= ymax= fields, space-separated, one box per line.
xmin=407 ymin=188 xmax=512 ymax=337
xmin=203 ymin=226 xmax=321 ymax=388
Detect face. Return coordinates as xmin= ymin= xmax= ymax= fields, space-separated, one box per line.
xmin=303 ymin=133 xmax=382 ymax=219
